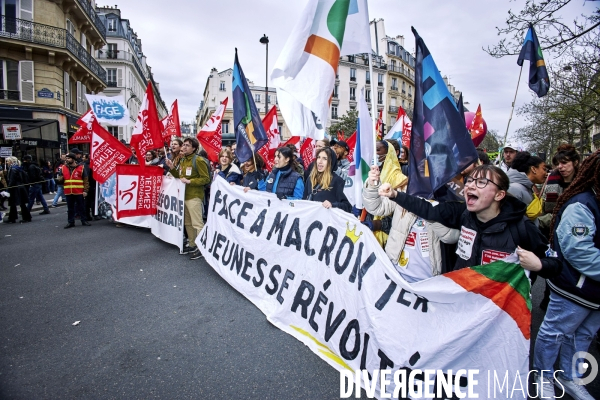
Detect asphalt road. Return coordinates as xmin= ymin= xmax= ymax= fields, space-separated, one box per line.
xmin=0 ymin=210 xmax=598 ymax=399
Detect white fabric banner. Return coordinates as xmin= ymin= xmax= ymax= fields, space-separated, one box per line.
xmin=85 ymin=94 xmax=130 ymax=126
xmin=150 ymin=175 xmax=185 ymax=253
xmin=197 ymin=178 xmax=529 ymax=399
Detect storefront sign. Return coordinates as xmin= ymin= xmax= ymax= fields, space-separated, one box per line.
xmin=2 ymin=124 xmax=22 ymax=140
xmin=37 ymin=88 xmax=54 ymax=98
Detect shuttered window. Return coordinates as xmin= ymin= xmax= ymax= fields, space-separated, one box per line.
xmin=19 ymin=60 xmax=34 ymax=102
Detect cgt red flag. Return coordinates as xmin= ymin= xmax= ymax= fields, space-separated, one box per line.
xmin=130 ymin=82 xmax=163 ymax=162
xmin=90 ymin=119 xmax=132 ymax=184
xmin=346 ymin=131 xmax=357 ymax=164
xmin=258 ymin=106 xmax=281 ymax=171
xmin=161 ymin=99 xmax=181 ymax=143
xmin=115 ymin=164 xmax=163 ymax=219
xmin=300 ymin=138 xmax=315 ymax=169
xmin=197 ymin=97 xmax=228 ymax=163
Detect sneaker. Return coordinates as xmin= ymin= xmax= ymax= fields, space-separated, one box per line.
xmin=181 ymin=246 xmax=194 ymax=255
xmin=39 ymin=210 xmax=50 ymax=215
xmin=50 ymin=205 xmax=57 ymax=208
xmin=555 ymin=373 xmax=594 ymax=400
xmin=189 ymin=249 xmax=203 ymax=260
xmin=535 ymin=373 xmax=555 ymax=399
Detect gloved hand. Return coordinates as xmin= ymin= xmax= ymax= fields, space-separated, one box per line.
xmin=276 ymin=193 xmax=286 ymax=200
xmin=352 ymin=206 xmax=362 ymax=217
xmin=361 ymin=219 xmax=374 ymax=231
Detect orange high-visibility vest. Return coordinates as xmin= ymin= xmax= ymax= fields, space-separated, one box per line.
xmin=61 ymin=164 xmax=84 ymax=195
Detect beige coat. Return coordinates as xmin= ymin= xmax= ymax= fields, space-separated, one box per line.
xmin=362 ymin=183 xmax=459 ymax=276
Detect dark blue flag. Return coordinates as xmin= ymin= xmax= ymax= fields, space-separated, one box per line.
xmin=517 ymin=24 xmax=550 ymax=97
xmin=407 ymin=27 xmax=478 ymax=199
xmin=232 ymin=49 xmax=268 ymax=163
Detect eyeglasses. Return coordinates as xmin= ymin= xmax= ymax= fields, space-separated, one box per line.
xmin=464 ymin=176 xmax=503 ymax=190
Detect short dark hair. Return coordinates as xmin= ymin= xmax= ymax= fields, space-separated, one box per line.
xmin=183 ymin=137 xmax=199 ymax=152
xmin=477 ymin=149 xmax=490 ymax=165
xmin=511 ymin=151 xmax=544 ymax=174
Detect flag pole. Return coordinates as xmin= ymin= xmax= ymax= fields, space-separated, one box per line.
xmin=368 ymin=53 xmax=377 ymax=166
xmin=502 ymin=64 xmax=524 ymax=148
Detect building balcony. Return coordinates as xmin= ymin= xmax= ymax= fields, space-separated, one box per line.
xmin=0 ymin=90 xmax=20 ymax=101
xmin=350 ymin=96 xmax=356 ymax=101
xmin=97 ymin=49 xmax=147 ymax=84
xmin=0 ymin=16 xmax=107 ymax=86
xmin=391 ymin=86 xmax=398 ymax=91
xmin=377 ymin=100 xmax=383 ymax=105
xmin=378 ymin=82 xmax=383 ymax=87
xmin=389 ymin=105 xmax=399 ymax=114
xmin=408 ymin=93 xmax=412 ymax=98
xmin=332 ymin=93 xmax=338 ymax=99
xmin=73 ymin=0 xmax=107 ymax=41
xmin=331 ymin=114 xmax=338 ymax=120
xmin=350 ymin=77 xmax=356 ymax=82
xmin=106 ymin=81 xmax=117 ymax=87
xmin=366 ymin=80 xmax=370 ymax=84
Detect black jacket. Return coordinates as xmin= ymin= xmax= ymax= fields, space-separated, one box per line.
xmin=391 ymin=193 xmax=562 ymax=279
xmin=303 ymin=173 xmax=351 ymax=212
xmin=243 ymin=169 xmax=267 ymax=190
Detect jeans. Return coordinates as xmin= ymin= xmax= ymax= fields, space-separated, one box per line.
xmin=66 ymin=194 xmax=86 ymax=224
xmin=46 ymin=178 xmax=56 ymax=192
xmin=533 ymin=291 xmax=600 ymax=380
xmin=27 ymin=183 xmax=48 ymax=211
xmin=52 ymin=186 xmax=65 ymax=205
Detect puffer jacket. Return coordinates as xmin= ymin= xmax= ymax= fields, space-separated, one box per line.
xmin=363 ymin=183 xmax=460 ymax=277
xmin=507 ymin=169 xmax=533 ymax=206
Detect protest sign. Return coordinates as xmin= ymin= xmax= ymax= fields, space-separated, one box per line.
xmin=150 ymin=175 xmax=185 ymax=253
xmin=0 ymin=147 xmax=12 ymax=157
xmin=115 ymin=165 xmax=163 ymax=219
xmin=85 ymin=94 xmax=130 ymax=126
xmin=197 ymin=178 xmax=530 ymax=399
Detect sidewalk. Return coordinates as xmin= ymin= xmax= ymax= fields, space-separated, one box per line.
xmin=1 ymin=192 xmax=67 ymax=219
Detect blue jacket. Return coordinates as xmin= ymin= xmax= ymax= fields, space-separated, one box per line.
xmin=217 ymin=163 xmax=242 ymax=185
xmin=549 ymin=191 xmax=600 ymax=309
xmin=263 ymin=166 xmax=304 ymax=200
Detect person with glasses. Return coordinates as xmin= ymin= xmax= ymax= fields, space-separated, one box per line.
xmin=377 ymin=164 xmax=562 ymax=277
xmin=303 ymin=147 xmax=351 ymax=212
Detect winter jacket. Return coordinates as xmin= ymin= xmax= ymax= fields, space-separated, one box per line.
xmin=303 ymin=173 xmax=351 ymax=212
xmin=217 ymin=163 xmax=243 ymax=185
xmin=541 ymin=170 xmax=568 ymax=214
xmin=22 ymin=161 xmax=42 ymax=186
xmin=263 ymin=165 xmax=304 ymax=200
xmin=390 ymin=193 xmax=562 ymax=279
xmin=548 ymin=191 xmax=600 ymax=309
xmin=7 ymin=165 xmax=28 ymax=204
xmin=243 ymin=169 xmax=267 ymax=190
xmin=507 ymin=169 xmax=534 ymax=206
xmin=335 ymin=158 xmax=351 ymax=181
xmin=363 ymin=183 xmax=459 ymax=276
xmin=169 ymin=153 xmax=210 ymax=200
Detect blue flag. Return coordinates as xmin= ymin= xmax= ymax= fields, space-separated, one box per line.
xmin=232 ymin=50 xmax=268 ymax=163
xmin=408 ymin=27 xmax=478 ymax=199
xmin=517 ymin=24 xmax=550 ymax=97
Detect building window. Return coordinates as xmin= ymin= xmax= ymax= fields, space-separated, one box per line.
xmin=107 ymin=43 xmax=117 ymax=59
xmin=222 ymin=120 xmax=229 ymax=134
xmin=391 ymin=97 xmax=396 ymax=107
xmin=365 ymin=90 xmax=371 ymax=103
xmin=350 ymin=87 xmax=356 ymax=101
xmin=408 ymin=86 xmax=412 ymax=97
xmin=378 ymin=91 xmax=383 ymax=104
xmin=108 ymin=126 xmax=118 ymax=138
xmin=378 ymin=73 xmax=383 ymax=86
xmin=402 ymin=81 xmax=406 ymax=93
xmin=66 ymin=19 xmax=75 ymax=36
xmin=366 ymin=71 xmax=370 ymax=84
xmin=348 ymin=55 xmax=355 ymax=63
xmin=107 ymin=68 xmax=117 ymax=86
xmin=402 ymin=99 xmax=405 ymax=107
xmin=268 ymin=95 xmax=272 ymax=104
xmin=333 ymin=85 xmax=338 ymax=98
xmin=108 ymin=19 xmax=117 ymax=32
xmin=331 ymin=106 xmax=338 ymax=119
xmin=350 ymin=68 xmax=356 ymax=82
xmin=219 ymin=81 xmax=225 ymax=91
xmin=0 ymin=59 xmax=19 ymax=100
xmin=390 ymin=60 xmax=396 ymax=71
xmin=254 ymin=94 xmax=261 ymax=103
xmin=278 ymin=124 xmax=284 ymax=138
xmin=391 ymin=78 xmax=397 ymax=90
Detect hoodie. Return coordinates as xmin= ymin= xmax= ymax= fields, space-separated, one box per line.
xmin=390 ymin=193 xmax=562 ymax=279
xmin=507 ymin=169 xmax=534 ymax=206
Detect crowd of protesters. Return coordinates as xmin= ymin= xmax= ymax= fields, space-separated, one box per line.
xmin=1 ymin=135 xmax=598 ymax=399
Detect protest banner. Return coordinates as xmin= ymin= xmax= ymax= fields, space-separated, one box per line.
xmin=85 ymin=94 xmax=130 ymax=126
xmin=197 ymin=178 xmax=529 ymax=399
xmin=115 ymin=165 xmax=163 ymax=219
xmin=95 ymin=172 xmax=153 ymax=228
xmin=0 ymin=147 xmax=12 ymax=157
xmin=150 ymin=175 xmax=185 ymax=253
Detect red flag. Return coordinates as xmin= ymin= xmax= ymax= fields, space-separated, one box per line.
xmin=130 ymin=82 xmax=163 ymax=161
xmin=197 ymin=97 xmax=228 ymax=163
xmin=115 ymin=164 xmax=163 ymax=219
xmin=69 ymin=126 xmax=92 ymax=144
xmin=337 ymin=131 xmax=344 ymax=141
xmin=161 ymin=99 xmax=181 ymax=143
xmin=282 ymin=136 xmax=301 ymax=149
xmin=300 ymin=138 xmax=315 ymax=169
xmin=76 ymin=109 xmax=94 ymax=127
xmin=90 ymin=119 xmax=132 ymax=184
xmin=258 ymin=106 xmax=281 ymax=171
xmin=469 ymin=104 xmax=486 ymax=147
xmin=345 ymin=131 xmax=357 ymax=164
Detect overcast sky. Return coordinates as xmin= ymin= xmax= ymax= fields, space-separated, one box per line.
xmin=112 ymin=0 xmax=596 ymax=149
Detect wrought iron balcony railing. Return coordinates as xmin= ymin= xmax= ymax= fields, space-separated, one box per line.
xmin=75 ymin=0 xmax=106 ymax=38
xmin=0 ymin=90 xmax=20 ymax=101
xmin=0 ymin=16 xmax=107 ymax=84
xmin=389 ymin=105 xmax=399 ymax=113
xmin=97 ymin=49 xmax=148 ymax=84
xmin=107 ymin=81 xmax=117 ymax=87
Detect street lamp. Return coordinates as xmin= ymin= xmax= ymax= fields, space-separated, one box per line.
xmin=260 ymin=34 xmax=269 ymax=115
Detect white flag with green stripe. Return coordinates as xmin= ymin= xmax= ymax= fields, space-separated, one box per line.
xmin=353 ymin=88 xmax=374 ymax=209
